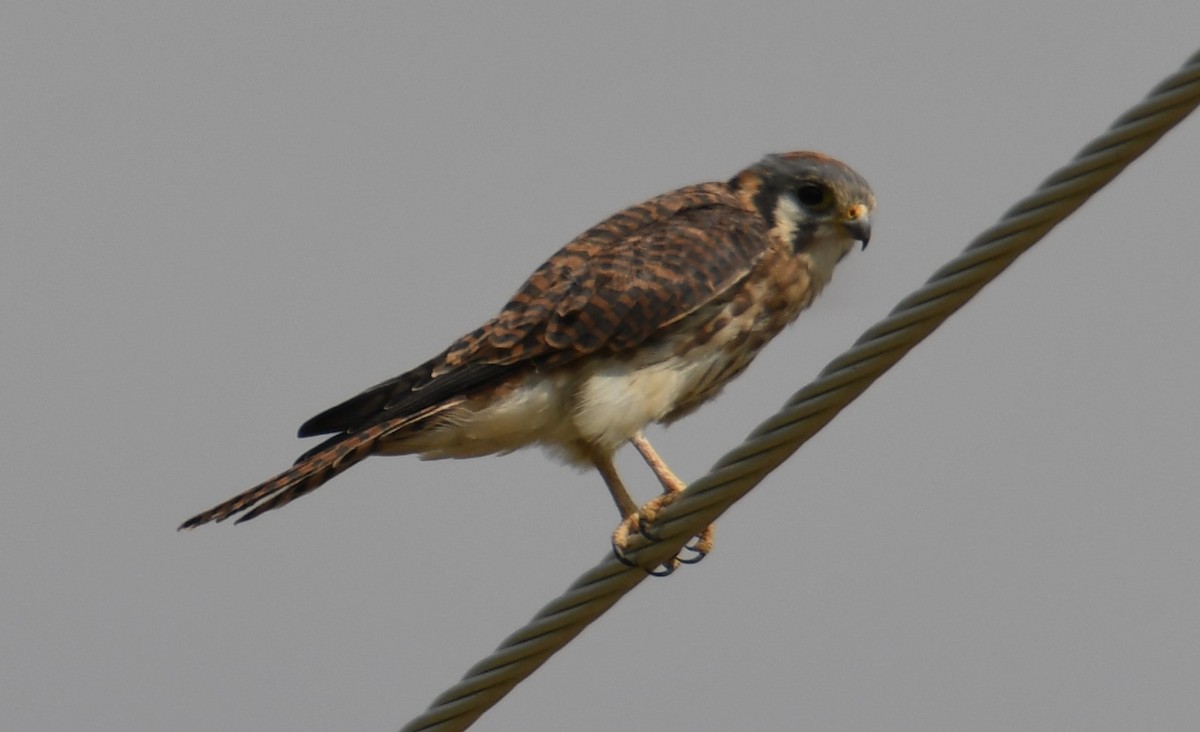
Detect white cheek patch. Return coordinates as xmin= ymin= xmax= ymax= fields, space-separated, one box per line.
xmin=771 ymin=193 xmax=802 ymax=247
xmin=770 ymin=192 xmax=855 ymax=292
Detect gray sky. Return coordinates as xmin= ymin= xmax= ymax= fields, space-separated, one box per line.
xmin=4 ymin=3 xmax=1199 ymax=730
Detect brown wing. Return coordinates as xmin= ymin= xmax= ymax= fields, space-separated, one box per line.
xmin=180 ymin=182 xmax=769 ymax=530
xmin=298 ymin=181 xmax=768 ymax=437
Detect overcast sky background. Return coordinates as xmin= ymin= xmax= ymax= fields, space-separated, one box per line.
xmin=4 ymin=4 xmax=1199 ymax=731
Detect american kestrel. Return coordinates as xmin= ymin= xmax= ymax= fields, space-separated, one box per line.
xmin=180 ymin=151 xmax=874 ymax=573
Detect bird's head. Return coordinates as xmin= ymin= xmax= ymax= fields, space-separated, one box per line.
xmin=730 ymin=151 xmax=875 ymax=256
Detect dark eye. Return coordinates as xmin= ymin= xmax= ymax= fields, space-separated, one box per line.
xmin=795 ymin=183 xmax=832 ymax=210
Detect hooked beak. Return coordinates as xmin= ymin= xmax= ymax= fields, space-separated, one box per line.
xmin=843 ymin=204 xmax=871 ymax=249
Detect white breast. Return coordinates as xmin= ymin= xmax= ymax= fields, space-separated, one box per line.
xmin=394 ymin=339 xmax=741 ymax=466
xmin=571 ymin=352 xmax=718 ymax=452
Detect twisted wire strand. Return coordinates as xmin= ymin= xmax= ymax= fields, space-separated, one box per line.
xmin=401 ymin=49 xmax=1200 ymax=732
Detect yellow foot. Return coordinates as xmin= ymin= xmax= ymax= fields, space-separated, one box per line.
xmin=611 ymin=493 xmax=716 ymax=576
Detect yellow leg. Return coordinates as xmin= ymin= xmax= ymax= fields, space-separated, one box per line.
xmin=630 ymin=431 xmax=686 ymax=494
xmin=591 ymin=452 xmax=639 ymax=519
xmin=623 ymin=431 xmax=717 ymax=569
xmin=590 ymin=451 xmax=648 ymax=562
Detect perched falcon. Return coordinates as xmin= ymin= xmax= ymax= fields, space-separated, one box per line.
xmin=180 ymin=151 xmax=874 ymax=573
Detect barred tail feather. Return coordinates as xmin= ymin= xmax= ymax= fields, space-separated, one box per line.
xmin=176 ymin=422 xmax=387 ymax=529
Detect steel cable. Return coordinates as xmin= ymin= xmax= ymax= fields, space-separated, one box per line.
xmin=401 ymin=48 xmax=1200 ymax=732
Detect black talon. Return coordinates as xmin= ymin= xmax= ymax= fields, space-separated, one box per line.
xmin=612 ymin=544 xmax=639 ymax=568
xmin=677 ymin=545 xmax=707 ymax=565
xmin=646 ymin=561 xmax=678 ymax=577
xmin=612 ymin=543 xmax=679 ymax=577
xmin=613 ymin=513 xmax=705 ymax=576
